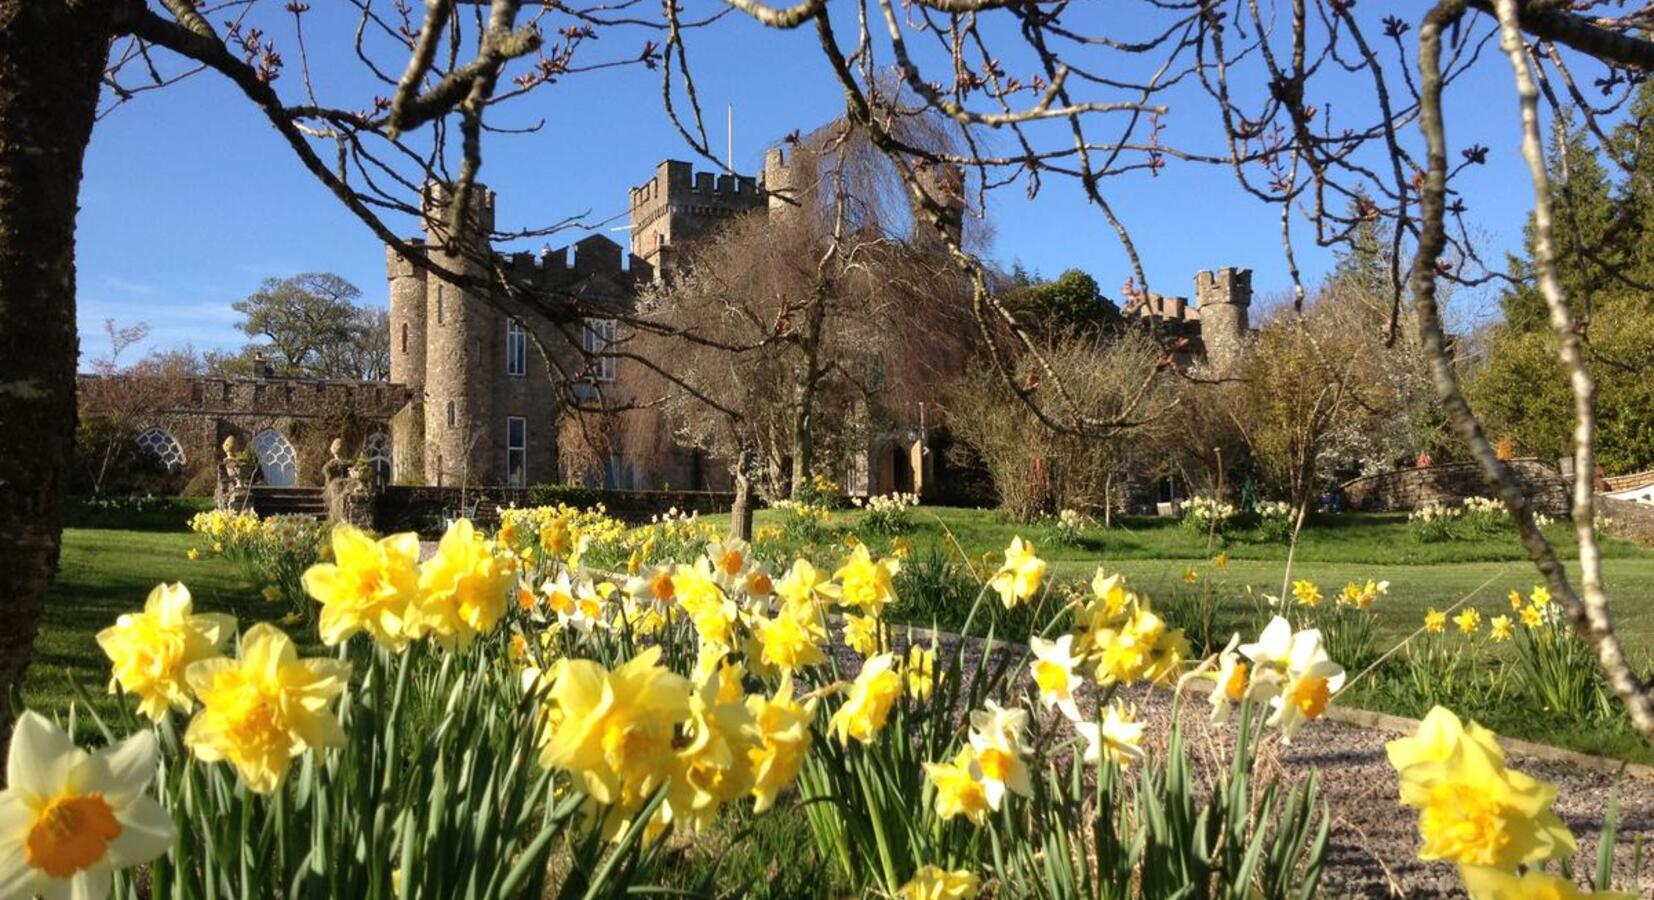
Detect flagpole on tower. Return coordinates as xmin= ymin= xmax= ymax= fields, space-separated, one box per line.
xmin=727 ymin=103 xmax=734 ymax=173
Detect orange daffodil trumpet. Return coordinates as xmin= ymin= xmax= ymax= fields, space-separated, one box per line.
xmin=1199 ymin=616 xmax=1345 ymax=742
xmin=0 ymin=712 xmax=175 ymax=900
xmin=96 ymin=582 xmax=235 ymax=721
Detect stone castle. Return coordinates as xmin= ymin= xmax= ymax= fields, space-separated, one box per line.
xmin=82 ymin=148 xmax=1252 ymax=496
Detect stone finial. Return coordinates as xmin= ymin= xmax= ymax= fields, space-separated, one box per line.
xmin=222 ymin=435 xmax=239 ymax=457
xmin=330 ymin=437 xmax=346 ymax=460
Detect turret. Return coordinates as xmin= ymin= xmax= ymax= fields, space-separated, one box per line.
xmin=421 ymin=182 xmax=500 ymax=486
xmin=1195 ymin=267 xmax=1252 ymax=370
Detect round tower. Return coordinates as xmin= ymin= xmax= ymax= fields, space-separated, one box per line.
xmin=763 ymin=147 xmax=799 ymax=222
xmin=386 ymin=241 xmax=428 ymax=484
xmin=421 ymin=182 xmax=499 ymax=487
xmin=1195 ymin=267 xmax=1253 ymax=372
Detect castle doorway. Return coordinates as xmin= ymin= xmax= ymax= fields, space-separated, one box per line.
xmin=252 ymin=429 xmax=298 ymax=487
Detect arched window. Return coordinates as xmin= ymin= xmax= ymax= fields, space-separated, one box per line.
xmin=363 ymin=432 xmax=393 ymax=483
xmin=135 ymin=427 xmax=186 ymax=472
xmin=251 ymin=429 xmax=298 ymax=487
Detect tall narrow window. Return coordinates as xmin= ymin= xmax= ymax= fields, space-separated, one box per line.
xmin=436 ymin=290 xmax=444 ymax=325
xmin=400 ymin=322 xmax=409 ymax=353
xmin=506 ymin=320 xmax=527 ymax=376
xmin=582 ymin=318 xmax=616 ymax=382
xmin=506 ymin=417 xmax=527 ymax=488
xmin=446 ymin=400 xmax=457 ymax=428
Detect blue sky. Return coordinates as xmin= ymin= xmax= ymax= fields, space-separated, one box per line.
xmin=76 ymin=2 xmax=1550 ymax=363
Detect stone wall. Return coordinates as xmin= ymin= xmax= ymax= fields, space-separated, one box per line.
xmin=1339 ymin=458 xmax=1570 ymax=516
xmin=375 ymin=485 xmax=740 ymax=534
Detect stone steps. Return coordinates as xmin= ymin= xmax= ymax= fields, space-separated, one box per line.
xmin=252 ymin=486 xmax=326 ymax=518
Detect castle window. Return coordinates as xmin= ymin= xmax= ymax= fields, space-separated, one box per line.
xmin=506 ymin=417 xmax=527 ymax=488
xmin=446 ymin=400 xmax=457 ymax=428
xmin=135 ymin=427 xmax=186 ymax=473
xmin=250 ymin=429 xmax=298 ymax=487
xmin=363 ymin=432 xmax=393 ymax=483
xmin=506 ymin=320 xmax=527 ymax=377
xmin=436 ymin=291 xmax=444 ymax=325
xmin=400 ymin=322 xmax=409 ymax=354
xmin=582 ymin=318 xmax=616 ymax=382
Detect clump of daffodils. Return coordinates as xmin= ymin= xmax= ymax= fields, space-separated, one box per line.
xmin=1072 ymin=569 xmax=1189 ymax=687
xmin=1182 ymin=495 xmax=1237 ymax=532
xmin=1207 ymin=616 xmax=1346 ymax=742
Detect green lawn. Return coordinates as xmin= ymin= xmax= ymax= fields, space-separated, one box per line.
xmin=22 ymin=528 xmax=273 ymax=719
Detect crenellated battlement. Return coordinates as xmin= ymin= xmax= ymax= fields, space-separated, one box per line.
xmin=1194 ymin=266 xmax=1252 ymax=308
xmin=497 ymin=234 xmax=652 ymax=292
xmin=629 ymin=159 xmax=761 ymax=211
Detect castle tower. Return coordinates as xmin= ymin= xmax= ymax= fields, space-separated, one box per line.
xmin=628 ymin=160 xmax=764 ymax=276
xmin=763 ymin=147 xmax=801 ymax=223
xmin=1195 ymin=267 xmax=1252 ymax=371
xmin=386 ymin=241 xmax=428 ymax=483
xmin=421 ymin=182 xmax=500 ymax=486
xmin=912 ymin=160 xmax=966 ymax=247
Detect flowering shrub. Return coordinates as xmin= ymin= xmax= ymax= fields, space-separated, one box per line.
xmin=1180 ymin=494 xmax=1237 ymax=535
xmin=852 ymin=491 xmax=920 ymax=535
xmin=1407 ymin=501 xmax=1461 ymax=543
xmin=1050 ymin=507 xmax=1089 ymax=545
xmin=1253 ymin=499 xmax=1295 ymax=542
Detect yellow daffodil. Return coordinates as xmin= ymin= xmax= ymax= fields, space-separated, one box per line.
xmin=539 ymin=647 xmax=691 ymax=836
xmin=96 ymin=582 xmax=235 ymax=722
xmin=1489 ymin=615 xmax=1514 ymax=642
xmin=186 ymin=548 xmax=200 ymax=561
xmin=989 ymin=536 xmax=1046 ymax=609
xmin=967 ymin=701 xmax=1032 ymax=809
xmin=828 ymin=653 xmax=902 ymax=745
xmin=184 ymin=623 xmax=351 ymax=794
xmin=922 ymin=747 xmax=991 ymax=825
xmin=1090 ymin=569 xmax=1130 ymax=622
xmin=301 ymin=524 xmax=421 ymax=650
xmin=1030 ymin=634 xmax=1083 ymax=721
xmin=1455 ymin=608 xmax=1482 ymax=636
xmin=904 ymin=642 xmax=938 ymax=702
xmin=897 ymin=865 xmax=981 ymax=899
xmin=774 ymin=559 xmax=839 ymax=611
xmin=1385 ymin=706 xmax=1576 ymax=869
xmin=0 ymin=712 xmax=176 ymax=900
xmin=753 ymin=608 xmax=827 ymax=673
xmin=1458 ymin=865 xmax=1637 ymax=900
xmin=1424 ymin=608 xmax=1447 ymax=634
xmin=412 ymin=519 xmax=516 ymax=650
xmin=1521 ymin=605 xmax=1545 ymax=629
xmin=891 ymin=536 xmax=915 ymax=559
xmin=834 ymin=544 xmax=900 ymax=610
xmin=261 ymin=586 xmax=282 ymax=603
xmin=675 ymin=559 xmax=740 ymax=649
xmin=1508 ymin=589 xmax=1524 ymax=611
xmin=1209 ymin=633 xmax=1257 ymax=724
xmin=745 ymin=673 xmax=817 ymax=813
xmin=673 ymin=663 xmax=758 ymax=834
xmin=1076 ymin=699 xmax=1146 ymax=767
xmin=1291 ymin=579 xmax=1322 ymax=608
xmin=842 ymin=612 xmax=882 ymax=656
xmin=1530 ymin=586 xmax=1551 ymax=607
xmin=1181 ymin=565 xmax=1199 ymax=584
xmin=1212 ymin=552 xmax=1229 ymax=570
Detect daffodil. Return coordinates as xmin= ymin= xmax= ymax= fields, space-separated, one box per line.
xmin=904 ymin=642 xmax=938 ymax=702
xmin=1455 ymin=608 xmax=1482 ymax=636
xmin=1076 ymin=700 xmax=1146 ymax=767
xmin=705 ymin=537 xmax=753 ymax=589
xmin=989 ymin=536 xmax=1046 ymax=608
xmin=1458 ymin=866 xmax=1637 ymax=900
xmin=1530 ymin=586 xmax=1552 ymax=607
xmin=1509 ymin=589 xmax=1524 ymax=610
xmin=186 ymin=548 xmax=200 ymax=561
xmin=1209 ymin=633 xmax=1257 ymax=724
xmin=412 ymin=519 xmax=516 ymax=650
xmin=897 ymin=865 xmax=981 ymax=899
xmin=753 ymin=608 xmax=827 ymax=673
xmin=828 ymin=653 xmax=902 ymax=745
xmin=1029 ymin=634 xmax=1083 ymax=721
xmin=96 ymin=582 xmax=235 ymax=721
xmin=624 ymin=563 xmax=678 ymax=608
xmin=1291 ymin=579 xmax=1322 ymax=607
xmin=1090 ymin=569 xmax=1129 ymax=620
xmin=0 ymin=712 xmax=176 ymax=900
xmin=967 ymin=701 xmax=1032 ymax=809
xmin=745 ymin=673 xmax=816 ymax=813
xmin=1489 ymin=615 xmax=1514 ymax=642
xmin=301 ymin=524 xmax=421 ymax=649
xmin=834 ymin=544 xmax=900 ymax=611
xmin=675 ymin=559 xmax=740 ymax=649
xmin=1385 ymin=706 xmax=1576 ymax=869
xmin=1181 ymin=565 xmax=1199 ymax=584
xmin=1424 ymin=607 xmax=1447 ymax=634
xmin=773 ymin=559 xmax=839 ymax=611
xmin=184 ymin=623 xmax=351 ymax=794
xmin=842 ymin=612 xmax=882 ymax=656
xmin=539 ymin=647 xmax=691 ymax=837
xmin=673 ymin=662 xmax=758 ymax=833
xmin=922 ymin=747 xmax=991 ymax=825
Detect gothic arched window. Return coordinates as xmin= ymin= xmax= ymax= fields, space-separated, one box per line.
xmin=251 ymin=429 xmax=298 ymax=487
xmin=135 ymin=427 xmax=186 ymax=472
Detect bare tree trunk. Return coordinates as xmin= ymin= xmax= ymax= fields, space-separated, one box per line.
xmin=0 ymin=0 xmax=117 ymax=749
xmin=788 ymin=289 xmax=828 ymax=498
xmin=729 ymin=442 xmax=755 ymax=541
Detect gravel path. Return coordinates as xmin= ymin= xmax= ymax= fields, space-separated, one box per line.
xmin=869 ymin=624 xmax=1654 ymax=899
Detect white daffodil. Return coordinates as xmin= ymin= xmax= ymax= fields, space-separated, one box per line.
xmin=705 ymin=537 xmax=754 ymax=590
xmin=1268 ymin=658 xmax=1346 ymax=743
xmin=1076 ymin=700 xmax=1146 ymax=767
xmin=966 ymin=701 xmax=1032 ymax=809
xmin=0 ymin=712 xmax=176 ymax=900
xmin=1029 ymin=635 xmax=1084 ymax=721
xmin=1209 ymin=634 xmax=1251 ymax=724
xmin=623 ymin=563 xmax=677 ymax=609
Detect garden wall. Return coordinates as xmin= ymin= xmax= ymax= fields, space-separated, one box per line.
xmin=1339 ymin=458 xmax=1570 ymax=516
xmin=375 ymin=485 xmax=738 ymax=534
